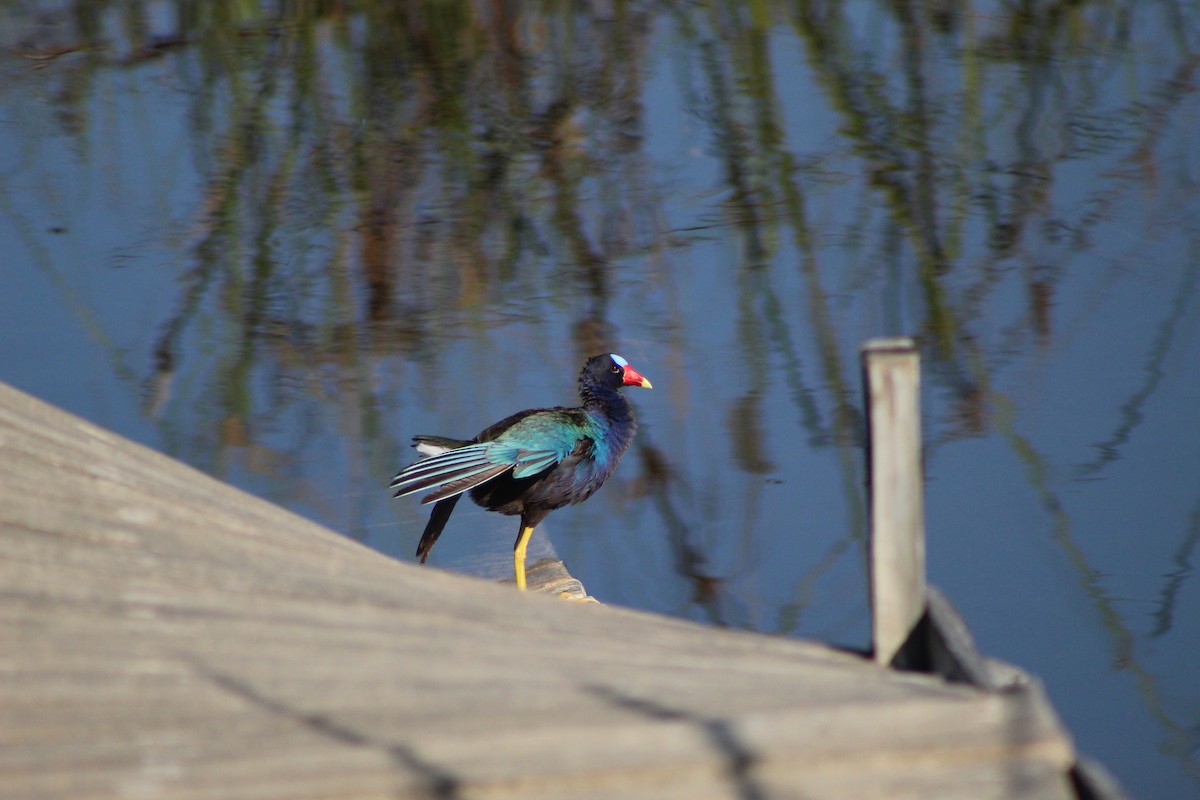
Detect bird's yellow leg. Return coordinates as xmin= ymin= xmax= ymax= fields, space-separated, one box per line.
xmin=513 ymin=524 xmax=535 ymax=591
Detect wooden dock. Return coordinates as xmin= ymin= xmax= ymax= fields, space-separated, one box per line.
xmin=0 ymin=341 xmax=1118 ymax=798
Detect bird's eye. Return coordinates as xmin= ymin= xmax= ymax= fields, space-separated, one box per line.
xmin=610 ymin=365 xmax=622 ymax=374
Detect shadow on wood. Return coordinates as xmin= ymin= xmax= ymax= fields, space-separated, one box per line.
xmin=0 ymin=380 xmax=1085 ymax=799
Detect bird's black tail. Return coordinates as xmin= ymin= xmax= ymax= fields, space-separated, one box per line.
xmin=415 ymin=495 xmax=461 ymax=564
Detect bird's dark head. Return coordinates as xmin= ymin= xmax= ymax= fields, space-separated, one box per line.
xmin=583 ymin=353 xmax=653 ymax=391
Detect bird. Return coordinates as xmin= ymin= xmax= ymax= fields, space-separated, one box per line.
xmin=391 ymin=353 xmax=652 ymax=591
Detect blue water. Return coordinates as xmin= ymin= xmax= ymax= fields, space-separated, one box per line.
xmin=1 ymin=4 xmax=1197 ymax=796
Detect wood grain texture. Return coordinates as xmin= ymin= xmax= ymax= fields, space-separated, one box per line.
xmin=863 ymin=338 xmax=927 ymax=666
xmin=0 ymin=381 xmax=1077 ymax=799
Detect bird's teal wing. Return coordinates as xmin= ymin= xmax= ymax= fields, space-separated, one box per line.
xmin=492 ymin=412 xmax=587 ymax=478
xmin=390 ymin=413 xmax=583 ymax=504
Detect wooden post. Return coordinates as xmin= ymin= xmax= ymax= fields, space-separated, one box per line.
xmin=862 ymin=338 xmax=926 ymax=665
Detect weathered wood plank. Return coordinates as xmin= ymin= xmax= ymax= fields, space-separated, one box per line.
xmin=862 ymin=337 xmax=927 ymax=666
xmin=0 ymin=381 xmax=1078 ymax=799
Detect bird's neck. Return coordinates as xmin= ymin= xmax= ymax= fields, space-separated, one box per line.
xmin=579 ymin=382 xmax=636 ymax=428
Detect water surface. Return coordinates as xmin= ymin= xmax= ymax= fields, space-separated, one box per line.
xmin=1 ymin=3 xmax=1198 ymax=796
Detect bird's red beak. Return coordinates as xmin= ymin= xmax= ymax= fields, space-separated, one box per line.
xmin=622 ymin=365 xmax=653 ymax=389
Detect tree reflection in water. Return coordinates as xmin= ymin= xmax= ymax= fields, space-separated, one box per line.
xmin=2 ymin=3 xmax=1199 ymax=795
